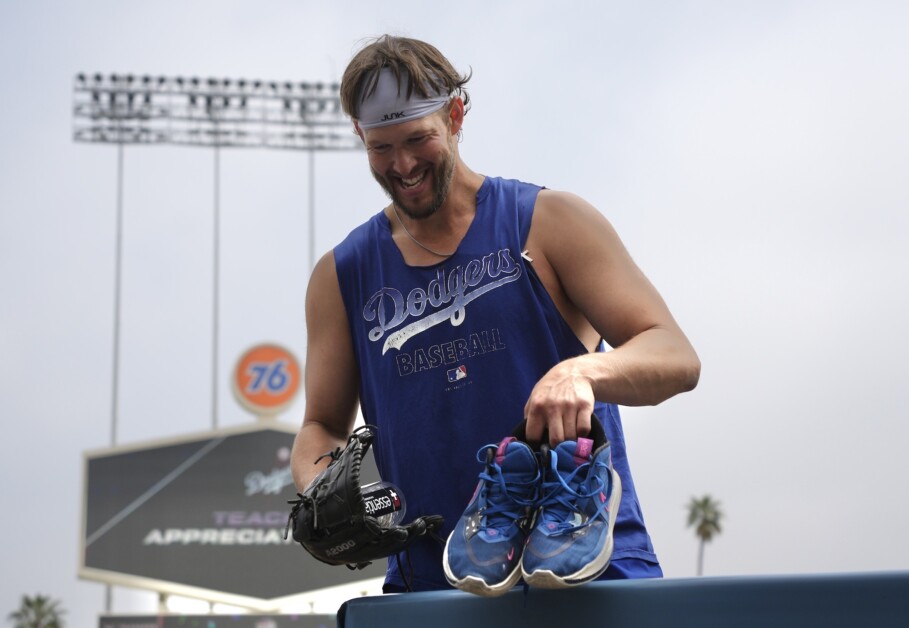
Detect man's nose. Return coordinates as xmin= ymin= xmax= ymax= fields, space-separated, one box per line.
xmin=391 ymin=148 xmax=418 ymax=175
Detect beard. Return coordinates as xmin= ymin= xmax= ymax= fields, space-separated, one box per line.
xmin=371 ymin=140 xmax=457 ymax=220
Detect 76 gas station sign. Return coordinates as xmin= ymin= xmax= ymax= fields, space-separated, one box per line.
xmin=232 ymin=343 xmax=302 ymax=419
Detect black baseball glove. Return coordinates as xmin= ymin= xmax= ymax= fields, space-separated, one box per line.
xmin=286 ymin=425 xmax=444 ymax=570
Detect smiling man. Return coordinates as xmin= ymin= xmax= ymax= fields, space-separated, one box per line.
xmin=291 ymin=35 xmax=700 ymax=594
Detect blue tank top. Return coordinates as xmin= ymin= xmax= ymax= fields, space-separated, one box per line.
xmin=334 ymin=176 xmax=658 ymax=590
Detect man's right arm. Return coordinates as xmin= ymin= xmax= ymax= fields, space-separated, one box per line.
xmin=291 ymin=251 xmax=361 ymax=492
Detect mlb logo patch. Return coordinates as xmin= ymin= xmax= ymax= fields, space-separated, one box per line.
xmin=447 ymin=365 xmax=467 ymax=382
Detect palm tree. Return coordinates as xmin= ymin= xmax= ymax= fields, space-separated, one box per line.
xmin=7 ymin=594 xmax=65 ymax=628
xmin=686 ymin=494 xmax=723 ymax=576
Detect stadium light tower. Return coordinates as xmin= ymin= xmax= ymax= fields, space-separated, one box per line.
xmin=72 ymin=72 xmax=360 ymax=439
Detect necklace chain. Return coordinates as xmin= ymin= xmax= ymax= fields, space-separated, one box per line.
xmin=391 ymin=203 xmax=455 ymax=258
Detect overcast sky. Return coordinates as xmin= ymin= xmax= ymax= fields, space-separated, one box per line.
xmin=2 ymin=0 xmax=908 ymax=624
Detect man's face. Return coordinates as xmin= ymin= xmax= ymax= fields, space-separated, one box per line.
xmin=362 ymin=110 xmax=456 ymax=220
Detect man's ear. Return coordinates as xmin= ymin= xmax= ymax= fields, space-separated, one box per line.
xmin=447 ymin=97 xmax=465 ymax=136
xmin=353 ymin=120 xmax=364 ymax=142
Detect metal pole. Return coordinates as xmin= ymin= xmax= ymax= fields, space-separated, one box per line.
xmin=308 ymin=146 xmax=315 ymax=274
xmin=106 ymin=131 xmax=125 ymax=615
xmin=112 ymin=140 xmax=123 ymax=445
xmin=212 ymin=139 xmax=220 ymax=430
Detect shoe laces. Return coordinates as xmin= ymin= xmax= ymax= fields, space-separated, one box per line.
xmin=475 ymin=445 xmax=539 ymax=532
xmin=536 ymin=449 xmax=611 ymax=535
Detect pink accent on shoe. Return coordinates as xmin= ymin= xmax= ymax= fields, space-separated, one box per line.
xmin=496 ymin=437 xmax=516 ymax=464
xmin=574 ymin=437 xmax=594 ymax=465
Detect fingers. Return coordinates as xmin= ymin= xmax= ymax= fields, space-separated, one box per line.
xmin=575 ymin=410 xmax=592 ymax=440
xmin=524 ymin=385 xmax=595 ymax=448
xmin=523 ymin=406 xmax=544 ymax=446
xmin=523 ymin=360 xmax=597 ymax=447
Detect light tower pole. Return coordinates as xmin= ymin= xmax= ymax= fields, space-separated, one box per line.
xmin=73 ymin=71 xmax=360 ymax=614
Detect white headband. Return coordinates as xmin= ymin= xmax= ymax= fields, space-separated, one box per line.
xmin=357 ymin=68 xmax=450 ymax=130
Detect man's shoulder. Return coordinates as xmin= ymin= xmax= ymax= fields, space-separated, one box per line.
xmin=335 ymin=209 xmax=387 ymax=254
xmin=349 ymin=208 xmax=387 ymax=236
xmin=532 ymin=188 xmax=602 ymax=219
xmin=525 ymin=189 xmax=619 ymax=263
xmin=479 ymin=176 xmax=544 ymax=217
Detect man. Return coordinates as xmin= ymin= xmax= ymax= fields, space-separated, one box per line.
xmin=291 ymin=35 xmax=700 ymax=593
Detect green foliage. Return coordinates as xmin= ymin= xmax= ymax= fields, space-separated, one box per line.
xmin=686 ymin=494 xmax=723 ymax=576
xmin=687 ymin=494 xmax=723 ymax=542
xmin=7 ymin=594 xmax=66 ymax=628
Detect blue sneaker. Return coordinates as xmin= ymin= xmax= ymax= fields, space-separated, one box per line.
xmin=443 ymin=437 xmax=540 ymax=597
xmin=521 ymin=422 xmax=621 ymax=588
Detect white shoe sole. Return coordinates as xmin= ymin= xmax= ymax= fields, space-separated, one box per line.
xmin=442 ymin=530 xmax=524 ymax=597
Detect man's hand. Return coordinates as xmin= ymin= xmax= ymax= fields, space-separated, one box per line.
xmin=523 ymin=358 xmax=595 ymax=446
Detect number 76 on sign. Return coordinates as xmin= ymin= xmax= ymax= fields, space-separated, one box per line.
xmin=232 ymin=344 xmax=302 ymax=418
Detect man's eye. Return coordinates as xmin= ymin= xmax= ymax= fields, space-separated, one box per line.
xmin=369 ymin=145 xmax=390 ymax=153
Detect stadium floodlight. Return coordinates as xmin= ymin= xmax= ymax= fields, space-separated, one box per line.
xmin=72 ymin=73 xmax=360 ymax=150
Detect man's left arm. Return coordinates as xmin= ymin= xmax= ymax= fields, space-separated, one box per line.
xmin=523 ymin=190 xmax=701 ymax=445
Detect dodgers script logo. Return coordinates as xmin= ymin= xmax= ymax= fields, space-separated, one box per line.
xmin=363 ymin=248 xmax=522 ymax=353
